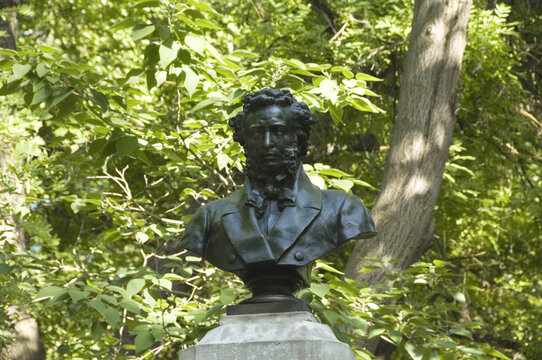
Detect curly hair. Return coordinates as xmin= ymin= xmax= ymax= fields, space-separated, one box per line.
xmin=228 ymin=88 xmax=316 ymax=156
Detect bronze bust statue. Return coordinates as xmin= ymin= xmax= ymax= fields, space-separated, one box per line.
xmin=180 ymin=89 xmax=376 ymax=310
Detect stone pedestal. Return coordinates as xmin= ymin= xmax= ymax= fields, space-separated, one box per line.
xmin=179 ymin=311 xmax=356 ymax=360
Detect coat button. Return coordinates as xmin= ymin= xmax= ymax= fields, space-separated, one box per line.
xmin=294 ymin=251 xmax=304 ymax=261
xmin=228 ymin=254 xmax=237 ymax=264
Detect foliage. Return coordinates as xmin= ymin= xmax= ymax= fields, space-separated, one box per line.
xmin=434 ymin=2 xmax=542 ymax=358
xmin=308 ymin=260 xmax=510 ymax=360
xmin=0 ymin=0 xmax=540 ymax=359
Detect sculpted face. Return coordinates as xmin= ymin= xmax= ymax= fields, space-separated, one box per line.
xmin=244 ymin=105 xmax=298 ymax=176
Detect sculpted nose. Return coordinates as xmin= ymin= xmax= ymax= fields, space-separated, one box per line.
xmin=263 ymin=131 xmax=271 ymax=148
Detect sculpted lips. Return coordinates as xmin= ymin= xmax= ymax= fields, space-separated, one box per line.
xmin=261 ymin=152 xmax=281 ymax=160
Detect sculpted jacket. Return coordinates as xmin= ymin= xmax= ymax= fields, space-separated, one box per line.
xmin=180 ymin=166 xmax=377 ymax=272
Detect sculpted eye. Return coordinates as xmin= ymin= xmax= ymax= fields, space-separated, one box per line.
xmin=249 ymin=127 xmax=263 ymax=136
xmin=274 ymin=126 xmax=287 ymax=135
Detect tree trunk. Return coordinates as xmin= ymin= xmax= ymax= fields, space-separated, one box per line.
xmin=345 ymin=0 xmax=472 ymax=285
xmin=0 ymin=1 xmax=46 ymax=359
xmin=0 ymin=0 xmax=20 ymax=49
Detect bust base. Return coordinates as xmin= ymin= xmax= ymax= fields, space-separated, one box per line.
xmin=179 ymin=311 xmax=356 ymax=360
xmin=227 ymin=297 xmax=311 ymax=315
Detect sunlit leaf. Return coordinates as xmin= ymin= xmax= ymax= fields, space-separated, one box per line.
xmin=132 ymin=24 xmax=155 ymax=41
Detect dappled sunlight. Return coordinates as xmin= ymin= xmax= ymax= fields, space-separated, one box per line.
xmin=406 ymin=174 xmax=430 ymax=196
xmin=407 ymin=134 xmax=427 ymax=162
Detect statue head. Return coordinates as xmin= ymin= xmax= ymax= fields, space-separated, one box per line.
xmin=228 ymin=89 xmax=316 ymax=178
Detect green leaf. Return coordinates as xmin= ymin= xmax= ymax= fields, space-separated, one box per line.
xmin=10 ymin=63 xmax=32 ymax=82
xmin=110 ymin=18 xmax=137 ymax=31
xmin=13 ymin=138 xmax=42 ymax=159
xmin=449 ymin=289 xmax=466 ymax=303
xmin=152 ymin=278 xmax=172 ymax=291
xmin=68 ymin=288 xmax=90 ymax=303
xmin=367 ymin=327 xmax=385 ymax=339
xmin=47 ymin=88 xmax=74 ymax=110
xmin=217 ymin=153 xmax=230 ymax=170
xmin=104 ymin=308 xmax=120 ymax=327
xmin=329 ymin=104 xmax=343 ymax=124
xmin=89 ymin=299 xmax=107 ymax=315
xmin=91 ymin=321 xmax=106 ymax=340
xmin=155 ymin=70 xmax=167 ymax=87
xmin=349 ymin=96 xmax=377 ymax=112
xmin=131 ymin=0 xmax=160 ymax=8
xmin=182 ymin=65 xmax=199 ymax=97
xmin=126 ymin=279 xmax=145 ymax=297
xmin=39 ymin=45 xmax=61 ymax=53
xmin=157 ymin=25 xmax=170 ymax=40
xmin=36 ymin=63 xmax=49 ymax=78
xmin=356 ymin=73 xmax=382 ymax=81
xmin=457 ymin=346 xmax=484 ymax=356
xmin=450 ymin=327 xmax=473 ymax=340
xmin=70 ymin=200 xmax=85 ymax=214
xmin=310 ymin=283 xmax=330 ymax=298
xmin=322 ymin=310 xmax=340 ymax=325
xmin=201 ymin=303 xmax=223 ymax=322
xmin=116 ymin=137 xmax=138 ymax=157
xmin=189 ymin=97 xmax=218 ymax=113
xmin=404 ymin=342 xmax=424 ymax=360
xmin=187 ymin=0 xmax=218 ymax=14
xmin=132 ymin=24 xmax=155 ymax=41
xmin=361 ymin=265 xmax=381 ymax=272
xmin=389 ymin=330 xmax=403 ymax=344
xmin=159 ymin=39 xmax=181 ymax=68
xmin=90 ymin=300 xmax=119 ymax=327
xmin=331 ymin=66 xmax=354 ymax=79
xmin=354 ymin=349 xmax=373 ymax=360
xmin=0 ymin=47 xmax=17 ymax=56
xmin=346 ymin=316 xmax=367 ymax=334
xmin=0 ymin=263 xmax=13 ymax=274
xmin=136 ymin=232 xmax=150 ymax=244
xmin=151 ymin=325 xmax=168 ymax=341
xmin=143 ymin=289 xmax=157 ymax=308
xmin=194 ymin=18 xmax=221 ymax=30
xmin=184 ymin=34 xmax=206 ymax=55
xmin=135 ymin=330 xmax=154 ymax=354
xmin=162 ymin=273 xmax=184 ymax=281
xmin=283 ymin=58 xmax=307 ymax=70
xmin=0 ymin=81 xmax=20 ymax=95
xmin=108 ymin=286 xmax=129 ymax=298
xmin=319 ymin=79 xmax=339 ymax=103
xmin=308 ymin=174 xmax=326 ymax=189
xmin=433 ymin=259 xmax=448 ymax=267
xmin=330 ymin=179 xmax=354 ymax=193
xmin=57 ymin=344 xmax=70 ymax=355
xmin=219 ymin=288 xmax=236 ymax=305
xmin=120 ymin=298 xmax=142 ymax=314
xmin=485 ymin=349 xmax=511 ymax=359
xmin=31 ymin=86 xmax=50 ymax=105
xmin=314 ymin=262 xmax=344 ymax=275
xmin=230 ymin=50 xmax=257 ymax=58
xmin=146 ymin=69 xmax=157 ymax=91
xmin=318 ymin=168 xmax=350 ymax=177
xmin=36 ymin=286 xmax=65 ymax=299
xmin=91 ymin=90 xmax=109 ymax=112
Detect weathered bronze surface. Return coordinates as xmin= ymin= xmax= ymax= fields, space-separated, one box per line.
xmin=180 ymin=89 xmax=376 ymax=310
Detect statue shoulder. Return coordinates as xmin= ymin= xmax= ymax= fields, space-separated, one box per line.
xmin=321 ymin=189 xmax=364 ymax=208
xmin=179 ymin=194 xmax=236 ymax=256
xmin=195 ymin=197 xmax=230 ymax=216
xmin=320 ymin=189 xmax=377 ymax=241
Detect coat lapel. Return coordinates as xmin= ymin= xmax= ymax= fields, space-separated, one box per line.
xmin=221 ymin=186 xmax=275 ymax=264
xmin=267 ymin=166 xmax=322 ymax=260
xmin=221 ymin=166 xmax=322 ymax=264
